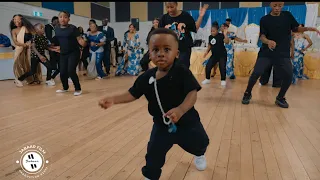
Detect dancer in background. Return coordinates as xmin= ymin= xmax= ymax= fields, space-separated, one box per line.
xmin=141 ymin=18 xmax=160 ymax=72
xmin=78 ymin=26 xmax=89 ymax=75
xmin=110 ymin=37 xmax=118 ymax=67
xmin=292 ymin=23 xmax=313 ymax=83
xmin=160 ymin=2 xmax=209 ymax=68
xmin=55 ymin=11 xmax=86 ymax=96
xmin=99 ymin=28 xmax=209 ymax=180
xmin=100 ymin=18 xmax=115 ymax=76
xmin=10 ymin=14 xmax=42 ymax=86
xmin=146 ymin=18 xmax=160 ymax=44
xmin=242 ymin=2 xmax=320 ymax=108
xmin=45 ymin=16 xmax=60 ymax=84
xmin=221 ymin=23 xmax=247 ymax=79
xmin=202 ymin=24 xmax=229 ymax=86
xmin=203 ymin=21 xmax=219 ymax=78
xmin=16 ymin=23 xmax=59 ymax=86
xmin=117 ymin=41 xmax=124 ymax=64
xmin=116 ymin=24 xmax=142 ymax=76
xmin=86 ymin=23 xmax=107 ymax=80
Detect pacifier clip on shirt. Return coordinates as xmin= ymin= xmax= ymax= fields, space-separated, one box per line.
xmin=149 ymin=76 xmax=177 ymax=133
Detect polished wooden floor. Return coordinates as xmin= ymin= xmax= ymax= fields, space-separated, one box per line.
xmin=1 ymin=73 xmax=320 ymax=180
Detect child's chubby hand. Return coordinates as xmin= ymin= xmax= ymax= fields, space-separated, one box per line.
xmin=99 ymin=97 xmax=114 ymax=109
xmin=164 ymin=107 xmax=184 ymax=123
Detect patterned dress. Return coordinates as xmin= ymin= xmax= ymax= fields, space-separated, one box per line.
xmin=292 ymin=34 xmax=306 ymax=84
xmin=116 ymin=32 xmax=142 ymax=76
xmin=85 ymin=31 xmax=107 ymax=78
xmin=225 ymin=32 xmax=236 ymax=78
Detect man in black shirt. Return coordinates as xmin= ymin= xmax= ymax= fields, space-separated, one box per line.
xmin=45 ymin=16 xmax=60 ymax=83
xmin=242 ymin=2 xmax=320 ymax=108
xmin=159 ymin=2 xmax=209 ymax=68
xmin=100 ymin=18 xmax=115 ymax=75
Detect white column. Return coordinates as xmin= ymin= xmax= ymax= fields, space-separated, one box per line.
xmin=109 ymin=2 xmax=116 ymax=24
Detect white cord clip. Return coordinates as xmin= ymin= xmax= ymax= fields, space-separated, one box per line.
xmin=149 ymin=76 xmax=177 ymax=133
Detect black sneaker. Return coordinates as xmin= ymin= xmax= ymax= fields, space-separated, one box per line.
xmin=242 ymin=92 xmax=252 ymax=105
xmin=275 ymin=97 xmax=289 ymax=108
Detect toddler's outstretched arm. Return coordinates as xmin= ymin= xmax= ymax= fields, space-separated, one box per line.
xmin=99 ymin=91 xmax=136 ymax=109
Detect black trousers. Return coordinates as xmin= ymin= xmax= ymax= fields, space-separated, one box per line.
xmin=60 ymin=50 xmax=81 ymax=91
xmin=18 ymin=56 xmax=54 ymax=81
xmin=178 ymin=47 xmax=192 ymax=68
xmin=140 ymin=50 xmax=150 ymax=71
xmin=205 ymin=55 xmax=227 ymax=80
xmin=80 ymin=46 xmax=89 ymax=69
xmin=103 ymin=45 xmax=111 ymax=74
xmin=142 ymin=121 xmax=209 ymax=180
xmin=48 ymin=51 xmax=60 ymax=79
xmin=259 ymin=64 xmax=282 ymax=87
xmin=245 ymin=57 xmax=292 ymax=98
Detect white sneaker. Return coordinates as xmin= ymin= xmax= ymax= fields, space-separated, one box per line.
xmin=14 ymin=79 xmax=23 ymax=87
xmin=144 ymin=178 xmax=150 ymax=180
xmin=46 ymin=80 xmax=55 ymax=86
xmin=259 ymin=83 xmax=262 ymax=86
xmin=221 ymin=80 xmax=226 ymax=86
xmin=56 ymin=89 xmax=68 ymax=93
xmin=95 ymin=76 xmax=102 ymax=80
xmin=74 ymin=90 xmax=82 ymax=96
xmin=202 ymin=79 xmax=211 ymax=85
xmin=50 ymin=79 xmax=56 ymax=86
xmin=194 ymin=155 xmax=207 ymax=171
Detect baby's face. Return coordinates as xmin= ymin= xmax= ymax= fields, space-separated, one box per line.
xmin=36 ymin=24 xmax=45 ymax=35
xmin=148 ymin=34 xmax=179 ymax=71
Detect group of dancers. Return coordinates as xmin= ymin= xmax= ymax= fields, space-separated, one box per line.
xmin=11 ymin=11 xmax=86 ymax=96
xmin=99 ymin=2 xmax=320 ymax=180
xmin=8 ymin=1 xmax=320 ymax=180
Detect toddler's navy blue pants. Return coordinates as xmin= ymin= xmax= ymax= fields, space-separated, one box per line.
xmin=142 ymin=121 xmax=209 ymax=180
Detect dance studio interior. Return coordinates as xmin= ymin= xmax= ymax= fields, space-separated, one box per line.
xmin=1 ymin=1 xmax=320 ymax=180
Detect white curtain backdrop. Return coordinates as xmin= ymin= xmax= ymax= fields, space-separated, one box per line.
xmin=305 ymin=4 xmax=319 ymax=49
xmin=193 ymin=12 xmax=212 ymax=45
xmin=233 ymin=13 xmax=249 ymax=40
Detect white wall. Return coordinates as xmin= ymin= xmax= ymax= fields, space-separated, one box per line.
xmin=0 ymin=2 xmax=101 ymax=42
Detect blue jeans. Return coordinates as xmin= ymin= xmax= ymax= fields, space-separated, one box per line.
xmin=90 ymin=52 xmax=106 ymax=78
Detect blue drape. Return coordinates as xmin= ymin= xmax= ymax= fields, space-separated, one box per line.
xmin=283 ymin=5 xmax=306 ymax=24
xmin=188 ymin=5 xmax=307 ymax=47
xmin=266 ymin=5 xmax=306 ymax=24
xmin=189 ymin=10 xmax=210 ymax=28
xmin=226 ymin=8 xmax=248 ymax=27
xmin=248 ymin=7 xmax=266 ymax=25
xmin=210 ymin=9 xmax=227 ymax=27
xmin=248 ymin=7 xmax=265 ymax=47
